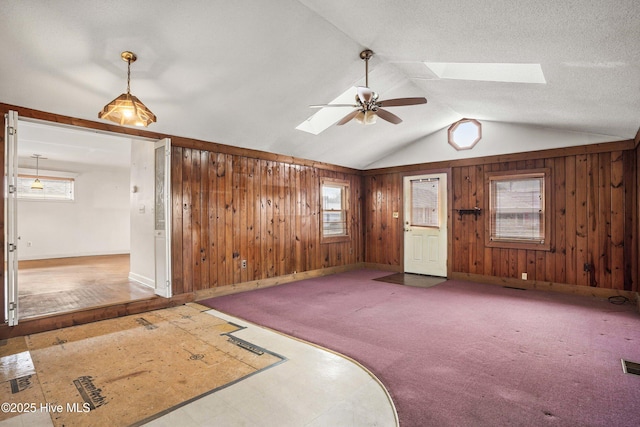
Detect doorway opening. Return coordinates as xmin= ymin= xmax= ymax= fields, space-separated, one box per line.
xmin=403 ymin=172 xmax=448 ymax=277
xmin=5 ymin=115 xmax=171 ymax=323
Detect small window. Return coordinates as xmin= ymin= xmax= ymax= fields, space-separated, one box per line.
xmin=448 ymin=118 xmax=482 ymax=150
xmin=411 ymin=178 xmax=440 ymax=227
xmin=485 ymin=169 xmax=550 ymax=250
xmin=321 ymin=178 xmax=349 ymax=243
xmin=17 ymin=175 xmax=75 ymax=201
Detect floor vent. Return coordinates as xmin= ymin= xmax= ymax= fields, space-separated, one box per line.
xmin=621 ymin=359 xmax=640 ymax=376
xmin=228 ymin=336 xmax=265 ymax=355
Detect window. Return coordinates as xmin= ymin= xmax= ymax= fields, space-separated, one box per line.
xmin=448 ymin=118 xmax=482 ymax=150
xmin=17 ymin=175 xmax=75 ymax=201
xmin=321 ymin=178 xmax=349 ymax=243
xmin=410 ymin=178 xmax=440 ymax=227
xmin=485 ymin=169 xmax=550 ymax=250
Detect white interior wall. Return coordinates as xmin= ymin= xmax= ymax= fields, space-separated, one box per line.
xmin=128 ymin=139 xmax=155 ymax=287
xmin=365 ymin=121 xmax=626 ymax=169
xmin=17 ymin=160 xmax=130 ymax=260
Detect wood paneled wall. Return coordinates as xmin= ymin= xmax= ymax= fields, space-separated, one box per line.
xmin=364 ymin=145 xmax=638 ymax=292
xmin=363 ymin=173 xmax=403 ymax=267
xmin=170 ymin=146 xmax=363 ymax=295
xmin=0 ymin=104 xmax=363 ymax=303
xmin=1 ymin=104 xmax=637 ymax=301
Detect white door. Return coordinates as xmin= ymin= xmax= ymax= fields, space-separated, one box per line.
xmin=154 ymin=138 xmax=172 ymax=297
xmin=403 ymin=173 xmax=447 ymax=277
xmin=4 ymin=111 xmax=19 ymax=325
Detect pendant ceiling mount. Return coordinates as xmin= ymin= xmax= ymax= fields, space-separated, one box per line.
xmin=98 ymin=50 xmax=156 ymax=127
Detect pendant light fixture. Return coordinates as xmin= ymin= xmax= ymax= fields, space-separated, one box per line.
xmin=98 ymin=51 xmax=156 ymax=127
xmin=31 ymin=154 xmax=45 ymax=190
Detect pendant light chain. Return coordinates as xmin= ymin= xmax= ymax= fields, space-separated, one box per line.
xmin=126 ymin=58 xmax=131 ymax=94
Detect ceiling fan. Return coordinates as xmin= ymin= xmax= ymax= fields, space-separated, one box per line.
xmin=311 ymin=49 xmax=427 ymax=126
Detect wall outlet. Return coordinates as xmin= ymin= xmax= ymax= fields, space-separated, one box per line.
xmin=521 ymin=272 xmax=528 ymax=280
xmin=241 ymin=260 xmax=247 ymax=269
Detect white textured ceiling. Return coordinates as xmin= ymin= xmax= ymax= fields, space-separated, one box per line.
xmin=2 ymin=0 xmax=639 ymax=169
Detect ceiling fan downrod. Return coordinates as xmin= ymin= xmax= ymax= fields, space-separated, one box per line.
xmin=360 ymin=49 xmax=373 ymax=88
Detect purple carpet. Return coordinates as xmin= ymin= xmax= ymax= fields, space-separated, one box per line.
xmin=200 ymin=270 xmax=640 ymax=426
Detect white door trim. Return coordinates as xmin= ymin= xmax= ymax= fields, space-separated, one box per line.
xmin=4 ymin=110 xmax=19 ymax=325
xmin=403 ymin=172 xmax=448 ymax=277
xmin=154 ymin=138 xmax=172 ymax=298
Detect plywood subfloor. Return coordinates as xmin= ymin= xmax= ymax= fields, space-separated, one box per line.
xmin=0 ymin=304 xmax=284 ymax=426
xmin=17 ymin=255 xmax=156 ymax=319
xmin=374 ymin=273 xmax=446 ymax=288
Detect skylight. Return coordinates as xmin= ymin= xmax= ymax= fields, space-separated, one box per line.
xmin=424 ymin=63 xmax=546 ymax=84
xmin=296 ymin=87 xmax=357 ymax=135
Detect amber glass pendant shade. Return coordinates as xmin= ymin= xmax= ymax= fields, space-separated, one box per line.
xmin=99 ymin=51 xmax=156 ymax=127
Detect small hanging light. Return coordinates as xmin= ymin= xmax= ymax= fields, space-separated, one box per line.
xmin=98 ymin=51 xmax=156 ymax=127
xmin=31 ymin=154 xmax=45 ymax=190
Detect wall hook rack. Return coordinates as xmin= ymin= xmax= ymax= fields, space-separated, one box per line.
xmin=456 ymin=207 xmax=482 ymax=220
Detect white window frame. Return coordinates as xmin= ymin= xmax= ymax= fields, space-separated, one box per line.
xmin=320 ymin=178 xmax=350 ymax=243
xmin=17 ymin=168 xmax=76 ymax=201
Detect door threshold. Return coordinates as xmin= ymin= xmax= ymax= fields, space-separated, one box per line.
xmin=1 ymin=293 xmax=194 ymax=339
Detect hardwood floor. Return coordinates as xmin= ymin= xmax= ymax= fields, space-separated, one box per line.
xmin=17 ymin=254 xmax=156 ymax=319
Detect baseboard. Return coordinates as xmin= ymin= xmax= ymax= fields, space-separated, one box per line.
xmin=18 ymin=251 xmax=130 ymax=262
xmin=451 ymin=272 xmax=638 ymax=303
xmin=195 ymin=263 xmax=365 ymax=301
xmin=361 ymin=262 xmax=403 ymax=273
xmin=129 ymin=272 xmax=154 ymax=288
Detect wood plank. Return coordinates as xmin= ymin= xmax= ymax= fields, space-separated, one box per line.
xmin=170 ymin=146 xmax=184 ymax=295
xmin=610 ymin=151 xmax=625 ymax=290
xmin=216 ymin=153 xmax=227 ymax=287
xmin=224 ymin=154 xmax=234 ymax=284
xmin=207 ymin=152 xmax=218 ymax=287
xmin=278 ymin=163 xmax=287 ymax=274
xmin=181 ymin=148 xmax=193 ymax=293
xmin=254 ymin=159 xmax=264 ymax=279
xmin=246 ymin=158 xmax=257 ymax=281
xmin=190 ymin=149 xmax=203 ymax=291
xmin=598 ymin=151 xmax=612 ymax=288
xmin=239 ymin=156 xmax=249 ymax=283
xmin=199 ymin=150 xmax=210 ymax=289
xmin=554 ymin=156 xmax=566 ymax=284
xmin=301 ymin=166 xmax=310 ymax=270
xmin=625 ymin=150 xmax=637 ymax=291
xmin=564 ymin=155 xmax=577 ymax=286
xmin=544 ymin=158 xmax=556 ymax=282
xmin=575 ymin=154 xmax=589 ymax=287
xmin=473 ymin=165 xmax=484 ymax=275
xmin=231 ymin=155 xmax=242 ymax=284
xmin=586 ymin=153 xmax=599 ymax=287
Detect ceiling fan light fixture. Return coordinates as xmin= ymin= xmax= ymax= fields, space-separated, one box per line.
xmin=355 ymin=110 xmax=377 ymax=125
xmin=99 ymin=51 xmax=156 ymax=127
xmin=305 ymin=49 xmax=426 ymax=129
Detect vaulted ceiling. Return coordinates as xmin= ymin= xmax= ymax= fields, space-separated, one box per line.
xmin=2 ymin=1 xmax=639 ymax=169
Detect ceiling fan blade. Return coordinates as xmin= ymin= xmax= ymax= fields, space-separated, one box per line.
xmin=377 ymin=97 xmax=427 ymax=107
xmin=375 ymin=108 xmax=403 ymax=125
xmin=336 ymin=110 xmax=360 ymax=126
xmin=357 ymin=86 xmax=374 ymax=103
xmin=309 ymin=104 xmax=359 ymax=108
